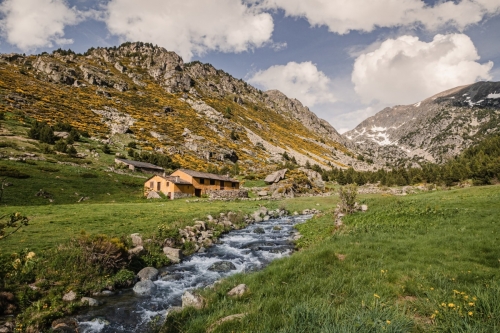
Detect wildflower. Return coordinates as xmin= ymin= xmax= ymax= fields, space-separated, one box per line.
xmin=448 ymin=303 xmax=455 ymax=308
xmin=468 ymin=311 xmax=473 ymax=316
xmin=468 ymin=302 xmax=475 ymax=307
xmin=472 ymin=297 xmax=477 ymax=301
xmin=26 ymin=252 xmax=36 ymax=260
xmin=386 ymin=320 xmax=391 ymax=324
xmin=374 ymin=294 xmax=380 ymax=298
xmin=441 ymin=303 xmax=447 ymax=307
xmin=430 ymin=314 xmax=436 ymax=319
xmin=464 ymin=295 xmax=469 ymax=300
xmin=12 ymin=258 xmax=21 ymax=270
xmin=430 ymin=287 xmax=434 ymax=290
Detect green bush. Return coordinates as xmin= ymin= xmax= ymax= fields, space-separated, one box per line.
xmin=338 ymin=184 xmax=358 ymax=214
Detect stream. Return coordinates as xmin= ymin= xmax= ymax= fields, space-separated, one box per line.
xmin=76 ymin=214 xmax=312 ymax=333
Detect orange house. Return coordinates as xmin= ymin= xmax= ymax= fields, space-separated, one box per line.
xmin=144 ymin=174 xmax=195 ymax=200
xmin=171 ymin=169 xmax=240 ymax=197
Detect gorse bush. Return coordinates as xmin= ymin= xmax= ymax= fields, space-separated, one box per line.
xmin=338 ymin=184 xmax=357 ymax=214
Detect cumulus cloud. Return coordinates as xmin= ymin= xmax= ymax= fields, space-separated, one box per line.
xmin=351 ymin=34 xmax=493 ymax=105
xmin=259 ymin=0 xmax=500 ymax=34
xmin=104 ymin=0 xmax=274 ymax=61
xmin=0 ymin=0 xmax=81 ymax=50
xmin=249 ymin=61 xmax=336 ymax=107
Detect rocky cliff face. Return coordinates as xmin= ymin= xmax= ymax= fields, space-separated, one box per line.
xmin=344 ymin=82 xmax=500 ymax=165
xmin=0 ymin=42 xmax=366 ymax=172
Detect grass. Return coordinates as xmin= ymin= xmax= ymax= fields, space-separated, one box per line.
xmin=161 ymin=185 xmax=500 ymax=333
xmin=0 ymin=194 xmax=333 ymax=254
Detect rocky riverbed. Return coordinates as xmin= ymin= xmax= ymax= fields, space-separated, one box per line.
xmin=73 ymin=213 xmax=313 ymax=333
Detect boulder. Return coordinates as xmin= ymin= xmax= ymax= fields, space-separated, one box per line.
xmin=62 ymin=290 xmax=77 ymax=302
xmin=253 ymin=227 xmax=265 ymax=234
xmin=130 ymin=233 xmax=143 ymax=246
xmin=265 ymin=169 xmax=287 ymax=184
xmin=163 ymin=247 xmax=182 ymax=263
xmin=137 ymin=267 xmax=159 ymax=281
xmin=128 ymin=245 xmax=145 ymax=256
xmin=133 ymin=280 xmax=157 ymax=296
xmin=81 ymin=297 xmax=100 ymax=306
xmin=227 ymin=284 xmax=248 ymax=297
xmin=257 ymin=191 xmax=268 ymax=197
xmin=208 ymin=261 xmax=237 ymax=272
xmin=361 ymin=204 xmax=368 ymax=212
xmin=147 ymin=191 xmax=161 ymax=199
xmin=181 ymin=291 xmax=204 ymax=309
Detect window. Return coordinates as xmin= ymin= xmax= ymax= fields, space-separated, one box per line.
xmin=232 ymin=182 xmax=237 ymax=188
xmin=150 ymin=181 xmax=154 ymax=188
xmin=167 ymin=182 xmax=170 ymax=187
xmin=210 ymin=179 xmax=215 ymax=185
xmin=157 ymin=182 xmax=161 ymax=191
xmin=199 ymin=178 xmax=205 ymax=184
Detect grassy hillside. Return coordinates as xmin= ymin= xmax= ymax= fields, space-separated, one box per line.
xmin=161 ymin=185 xmax=500 ymax=332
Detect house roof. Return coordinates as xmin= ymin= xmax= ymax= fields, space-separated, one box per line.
xmin=116 ymin=158 xmax=164 ymax=170
xmin=145 ymin=174 xmax=192 ymax=185
xmin=176 ymin=169 xmax=239 ymax=182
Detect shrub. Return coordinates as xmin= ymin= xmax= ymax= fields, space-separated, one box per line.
xmin=54 ymin=140 xmax=67 ymax=153
xmin=338 ymin=184 xmax=358 ymax=214
xmin=80 ymin=173 xmax=98 ymax=178
xmin=102 ymin=144 xmax=111 ymax=154
xmin=75 ymin=234 xmax=128 ymax=273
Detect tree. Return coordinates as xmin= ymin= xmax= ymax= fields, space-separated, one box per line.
xmin=338 ymin=184 xmax=358 ymax=214
xmin=0 ymin=213 xmax=29 ymax=241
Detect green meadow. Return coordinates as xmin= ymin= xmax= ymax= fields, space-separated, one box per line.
xmin=161 ymin=185 xmax=500 ymax=333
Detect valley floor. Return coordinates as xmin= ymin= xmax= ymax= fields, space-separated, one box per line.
xmin=161 ymin=185 xmax=500 ymax=333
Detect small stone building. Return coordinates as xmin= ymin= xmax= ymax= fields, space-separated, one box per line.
xmin=115 ymin=158 xmax=164 ymax=174
xmin=144 ymin=174 xmax=195 ymax=200
xmin=144 ymin=168 xmax=242 ymax=199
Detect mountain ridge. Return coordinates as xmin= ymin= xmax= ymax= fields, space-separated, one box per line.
xmin=0 ymin=42 xmax=371 ymax=174
xmin=344 ymin=81 xmax=500 ymax=165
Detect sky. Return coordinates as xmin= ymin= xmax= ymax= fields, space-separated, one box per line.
xmin=1 ymin=0 xmax=499 ymax=133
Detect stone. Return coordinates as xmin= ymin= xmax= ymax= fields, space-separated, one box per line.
xmin=147 ymin=191 xmax=161 ymax=199
xmin=163 ymin=247 xmax=182 ymax=263
xmin=52 ymin=318 xmax=79 ymax=333
xmin=182 ymin=291 xmax=204 ymax=309
xmin=130 ymin=233 xmax=143 ymax=246
xmin=133 ymin=280 xmax=157 ymax=296
xmin=265 ymin=169 xmax=287 ymax=184
xmin=253 ymin=227 xmax=265 ymax=234
xmin=227 ymin=284 xmax=248 ymax=297
xmin=194 ymin=221 xmax=206 ymax=230
xmin=257 ymin=191 xmax=268 ymax=197
xmin=128 ymin=245 xmax=145 ymax=256
xmin=361 ymin=204 xmax=368 ymax=212
xmin=62 ymin=290 xmax=77 ymax=302
xmin=208 ymin=261 xmax=237 ymax=272
xmin=137 ymin=267 xmax=159 ymax=281
xmin=81 ymin=297 xmax=100 ymax=306
xmin=263 ymin=215 xmax=270 ymax=221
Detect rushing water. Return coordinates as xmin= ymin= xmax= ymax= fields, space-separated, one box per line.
xmin=76 ymin=214 xmax=311 ymax=333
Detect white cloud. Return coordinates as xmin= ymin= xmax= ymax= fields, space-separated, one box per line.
xmin=248 ymin=61 xmax=336 ymax=107
xmin=351 ymin=34 xmax=493 ymax=105
xmin=259 ymin=0 xmax=500 ymax=34
xmin=104 ymin=0 xmax=274 ymax=61
xmin=0 ymin=0 xmax=81 ymax=51
xmin=271 ymin=41 xmax=287 ymax=51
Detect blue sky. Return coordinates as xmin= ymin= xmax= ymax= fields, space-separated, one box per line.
xmin=1 ymin=0 xmax=499 ymax=133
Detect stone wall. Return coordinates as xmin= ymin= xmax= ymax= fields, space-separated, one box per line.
xmin=206 ymin=189 xmax=248 ymax=199
xmin=171 ymin=192 xmax=193 ymax=200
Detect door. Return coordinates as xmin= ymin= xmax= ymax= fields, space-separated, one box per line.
xmin=195 ymin=189 xmax=202 ymax=197
xmin=157 ymin=182 xmax=161 ymax=191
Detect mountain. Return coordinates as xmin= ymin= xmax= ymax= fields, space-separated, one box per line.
xmin=0 ymin=42 xmax=370 ymax=173
xmin=344 ymin=81 xmax=500 ymax=165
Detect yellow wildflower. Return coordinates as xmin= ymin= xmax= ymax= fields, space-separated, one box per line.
xmin=448 ymin=303 xmax=455 ymax=308
xmin=473 ymin=297 xmax=477 ymax=301
xmin=468 ymin=312 xmax=473 ymax=316
xmin=26 ymin=252 xmax=36 ymax=260
xmin=386 ymin=320 xmax=391 ymax=324
xmin=468 ymin=302 xmax=475 ymax=307
xmin=12 ymin=258 xmax=21 ymax=270
xmin=464 ymin=295 xmax=468 ymax=300
xmin=441 ymin=303 xmax=447 ymax=307
xmin=374 ymin=294 xmax=380 ymax=298
xmin=431 ymin=314 xmax=436 ymax=319
xmin=430 ymin=287 xmax=434 ymax=290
